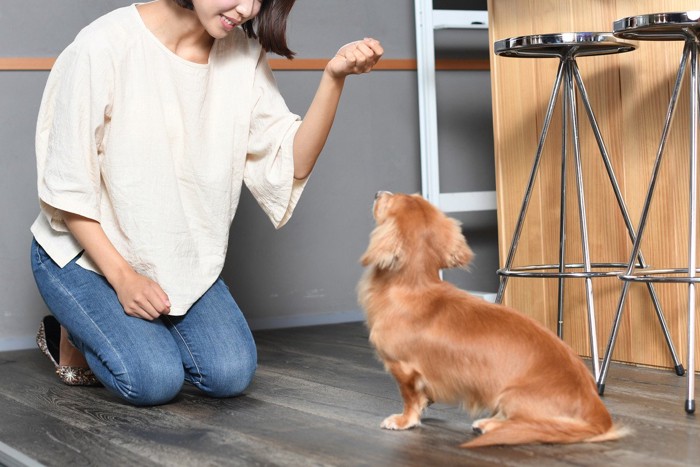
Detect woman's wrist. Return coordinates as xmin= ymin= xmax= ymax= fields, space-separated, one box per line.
xmin=322 ymin=64 xmax=349 ymax=83
xmin=103 ymin=261 xmax=135 ymax=290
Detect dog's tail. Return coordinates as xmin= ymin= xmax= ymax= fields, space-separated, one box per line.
xmin=461 ymin=418 xmax=630 ymax=449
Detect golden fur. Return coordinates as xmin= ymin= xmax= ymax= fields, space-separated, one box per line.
xmin=357 ymin=192 xmax=626 ymax=448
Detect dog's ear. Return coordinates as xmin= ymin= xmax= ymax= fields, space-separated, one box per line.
xmin=361 ymin=219 xmax=404 ymax=270
xmin=443 ymin=218 xmax=474 ymax=269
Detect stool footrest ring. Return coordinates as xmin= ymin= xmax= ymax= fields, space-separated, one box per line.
xmin=498 ymin=262 xmax=640 ymax=279
xmin=621 ymin=268 xmax=700 ymax=283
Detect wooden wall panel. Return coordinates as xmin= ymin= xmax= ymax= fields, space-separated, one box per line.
xmin=488 ymin=0 xmax=700 ymax=369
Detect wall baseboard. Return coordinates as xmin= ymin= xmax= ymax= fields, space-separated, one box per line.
xmin=246 ymin=289 xmax=496 ymax=331
xmin=0 ymin=312 xmax=365 ymax=352
xmin=0 ymin=313 xmax=366 ymax=351
xmin=1 ymin=293 xmax=494 ymax=351
xmin=246 ymin=309 xmax=365 ymax=331
xmin=0 ymin=336 xmax=37 ymax=353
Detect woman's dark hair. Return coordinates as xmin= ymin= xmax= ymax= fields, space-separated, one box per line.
xmin=172 ymin=0 xmax=296 ymax=59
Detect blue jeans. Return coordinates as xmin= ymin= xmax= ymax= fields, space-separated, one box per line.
xmin=30 ymin=238 xmax=257 ymax=406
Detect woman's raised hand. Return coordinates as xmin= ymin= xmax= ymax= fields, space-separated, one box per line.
xmin=326 ymin=38 xmax=384 ymax=79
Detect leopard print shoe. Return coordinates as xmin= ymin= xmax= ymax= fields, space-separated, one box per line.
xmin=36 ymin=316 xmax=101 ymax=387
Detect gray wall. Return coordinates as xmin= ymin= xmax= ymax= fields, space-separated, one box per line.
xmin=0 ymin=0 xmax=497 ymax=349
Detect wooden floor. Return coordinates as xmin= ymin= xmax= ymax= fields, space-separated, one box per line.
xmin=0 ymin=322 xmax=699 ymax=466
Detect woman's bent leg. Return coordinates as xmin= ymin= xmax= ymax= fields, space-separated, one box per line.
xmin=164 ymin=278 xmax=257 ymax=398
xmin=31 ymin=239 xmax=184 ymax=406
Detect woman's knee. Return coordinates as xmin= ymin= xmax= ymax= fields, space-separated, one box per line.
xmin=109 ymin=357 xmax=185 ymax=406
xmin=199 ymin=347 xmax=258 ymax=398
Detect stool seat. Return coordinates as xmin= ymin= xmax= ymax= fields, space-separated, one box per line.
xmin=494 ymin=32 xmax=635 ymax=59
xmin=614 ymin=12 xmax=700 ymax=41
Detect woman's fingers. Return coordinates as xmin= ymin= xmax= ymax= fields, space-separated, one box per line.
xmin=330 ymin=38 xmax=384 ymax=77
xmin=115 ymin=272 xmax=171 ymax=320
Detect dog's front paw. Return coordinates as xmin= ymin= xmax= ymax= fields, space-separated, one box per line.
xmin=380 ymin=414 xmax=420 ymax=430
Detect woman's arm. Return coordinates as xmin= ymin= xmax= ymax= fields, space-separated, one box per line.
xmin=292 ymin=38 xmax=384 ymax=180
xmin=62 ymin=212 xmax=171 ymax=320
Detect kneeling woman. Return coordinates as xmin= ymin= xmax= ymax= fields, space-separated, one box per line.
xmin=30 ymin=0 xmax=382 ymax=405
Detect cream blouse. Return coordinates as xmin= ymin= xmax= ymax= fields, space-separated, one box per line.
xmin=31 ymin=4 xmax=306 ymax=315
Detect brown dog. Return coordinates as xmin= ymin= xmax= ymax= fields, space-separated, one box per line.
xmin=357 ymin=192 xmax=626 ymax=448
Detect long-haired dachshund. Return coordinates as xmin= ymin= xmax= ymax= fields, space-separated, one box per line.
xmin=357 ymin=192 xmax=626 ymax=448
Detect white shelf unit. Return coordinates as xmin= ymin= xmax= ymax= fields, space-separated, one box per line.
xmin=414 ymin=1 xmax=495 ymax=213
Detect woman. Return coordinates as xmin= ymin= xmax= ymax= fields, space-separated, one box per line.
xmin=30 ymin=0 xmax=382 ymax=405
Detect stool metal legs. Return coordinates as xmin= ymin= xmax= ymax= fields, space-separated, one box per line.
xmin=689 ymin=39 xmax=698 ymax=415
xmin=496 ymin=53 xmax=683 ymax=384
xmin=578 ymin=60 xmax=685 ymax=391
xmin=495 ymin=59 xmax=565 ymax=307
xmin=598 ymin=38 xmax=698 ymax=414
xmin=568 ymin=57 xmax=601 ymax=380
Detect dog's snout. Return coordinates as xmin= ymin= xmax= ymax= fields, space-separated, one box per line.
xmin=372 ymin=191 xmax=393 ymax=220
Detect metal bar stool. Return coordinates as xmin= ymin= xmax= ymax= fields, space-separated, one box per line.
xmin=598 ymin=12 xmax=700 ymax=414
xmin=493 ymin=33 xmax=684 ymax=383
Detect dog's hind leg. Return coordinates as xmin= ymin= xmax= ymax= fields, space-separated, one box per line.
xmin=471 ymin=413 xmax=506 ymax=434
xmin=461 ymin=417 xmax=606 ymax=448
xmin=381 ymin=361 xmax=430 ymax=430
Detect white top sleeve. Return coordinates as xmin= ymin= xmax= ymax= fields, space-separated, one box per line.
xmin=36 ymin=40 xmax=113 ymax=231
xmin=244 ymin=50 xmax=305 ymax=229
